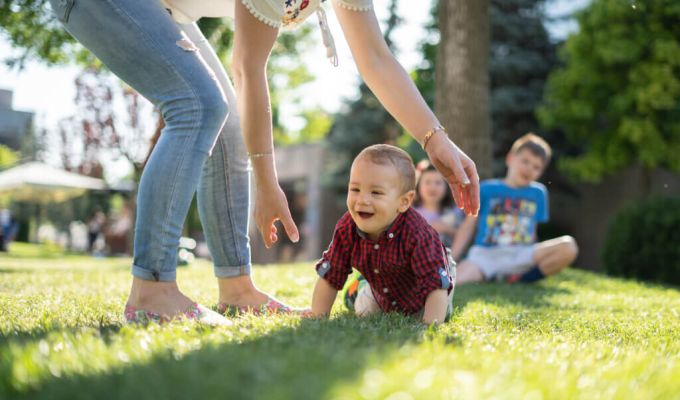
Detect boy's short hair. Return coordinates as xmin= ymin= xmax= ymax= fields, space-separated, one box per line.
xmin=355 ymin=144 xmax=416 ymax=193
xmin=510 ymin=133 xmax=552 ymax=164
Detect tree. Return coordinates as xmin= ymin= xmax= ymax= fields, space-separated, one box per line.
xmin=2 ymin=3 xmax=322 ymax=159
xmin=0 ymin=0 xmax=92 ymax=68
xmin=489 ymin=0 xmax=557 ymax=174
xmin=538 ymin=0 xmax=680 ymax=182
xmin=415 ymin=0 xmax=558 ymax=177
xmin=436 ymin=0 xmax=492 ymax=179
xmin=39 ymin=68 xmax=155 ymax=179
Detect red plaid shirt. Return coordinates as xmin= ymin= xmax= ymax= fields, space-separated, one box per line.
xmin=316 ymin=207 xmax=453 ymax=315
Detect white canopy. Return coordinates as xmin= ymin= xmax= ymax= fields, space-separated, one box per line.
xmin=0 ymin=162 xmax=106 ymax=203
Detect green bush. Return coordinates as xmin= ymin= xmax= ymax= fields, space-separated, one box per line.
xmin=602 ymin=197 xmax=680 ymax=286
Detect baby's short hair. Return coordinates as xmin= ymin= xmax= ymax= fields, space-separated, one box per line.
xmin=510 ymin=133 xmax=552 ymax=164
xmin=355 ymin=144 xmax=416 ymax=193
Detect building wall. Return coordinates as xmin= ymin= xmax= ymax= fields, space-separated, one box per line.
xmin=0 ymin=89 xmax=34 ymax=151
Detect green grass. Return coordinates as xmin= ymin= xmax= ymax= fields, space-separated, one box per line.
xmin=1 ymin=244 xmax=679 ymax=399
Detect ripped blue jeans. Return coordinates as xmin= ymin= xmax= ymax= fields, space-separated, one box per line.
xmin=49 ymin=0 xmax=252 ymax=281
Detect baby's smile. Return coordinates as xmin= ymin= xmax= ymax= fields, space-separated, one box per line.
xmin=357 ymin=211 xmax=374 ymax=219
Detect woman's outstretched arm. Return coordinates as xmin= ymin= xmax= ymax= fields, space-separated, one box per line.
xmin=233 ymin=1 xmax=299 ymax=247
xmin=332 ymin=3 xmax=480 ymax=215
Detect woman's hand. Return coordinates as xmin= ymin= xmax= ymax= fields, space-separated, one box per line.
xmin=425 ymin=131 xmax=480 ymax=216
xmin=331 ymin=5 xmax=479 ymax=216
xmin=254 ymin=181 xmax=299 ymax=248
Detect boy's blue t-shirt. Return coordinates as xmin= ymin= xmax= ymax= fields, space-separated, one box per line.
xmin=474 ymin=179 xmax=549 ymax=247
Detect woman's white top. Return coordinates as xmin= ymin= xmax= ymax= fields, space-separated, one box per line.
xmin=161 ymin=0 xmax=372 ymax=26
xmin=160 ymin=0 xmax=372 ymax=65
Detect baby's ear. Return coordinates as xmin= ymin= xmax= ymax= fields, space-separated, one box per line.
xmin=399 ymin=190 xmax=416 ymax=212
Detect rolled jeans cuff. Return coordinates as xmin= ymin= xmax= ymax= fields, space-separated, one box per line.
xmin=131 ymin=264 xmax=177 ymax=282
xmin=214 ymin=264 xmax=251 ymax=278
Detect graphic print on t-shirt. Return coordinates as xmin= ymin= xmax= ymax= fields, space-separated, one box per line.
xmin=473 ymin=180 xmax=549 ymax=247
xmin=483 ymin=197 xmax=539 ymax=245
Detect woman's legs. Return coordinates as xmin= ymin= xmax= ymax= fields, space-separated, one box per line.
xmin=181 ymin=24 xmax=271 ymax=307
xmin=49 ymin=0 xmax=228 ymax=316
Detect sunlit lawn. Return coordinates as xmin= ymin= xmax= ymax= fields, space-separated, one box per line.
xmin=1 ymin=243 xmax=679 ymax=399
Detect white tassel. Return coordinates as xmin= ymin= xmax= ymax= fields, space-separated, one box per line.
xmin=316 ymin=7 xmax=338 ymax=67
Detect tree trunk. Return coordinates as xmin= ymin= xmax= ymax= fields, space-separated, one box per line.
xmin=436 ymin=0 xmax=493 ymax=179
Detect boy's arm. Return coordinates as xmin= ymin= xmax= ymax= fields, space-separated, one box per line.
xmin=451 ymin=215 xmax=478 ymax=261
xmin=429 ymin=220 xmax=457 ymax=236
xmin=311 ymin=278 xmax=338 ymax=317
xmin=422 ymin=289 xmax=449 ymax=324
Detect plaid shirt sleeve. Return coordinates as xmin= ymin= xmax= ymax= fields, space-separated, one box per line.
xmin=409 ymin=226 xmax=453 ymax=300
xmin=315 ymin=212 xmax=354 ymax=290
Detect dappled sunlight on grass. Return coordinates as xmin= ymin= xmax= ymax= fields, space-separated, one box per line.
xmin=0 ymin=247 xmax=679 ymax=399
xmin=1 ymin=242 xmax=77 ymax=259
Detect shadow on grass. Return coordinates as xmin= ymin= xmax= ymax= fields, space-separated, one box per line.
xmin=0 ymin=268 xmax=26 ymax=274
xmin=0 ymin=323 xmax=123 ymax=347
xmin=2 ymin=314 xmax=454 ymax=400
xmin=453 ymin=278 xmax=572 ymax=311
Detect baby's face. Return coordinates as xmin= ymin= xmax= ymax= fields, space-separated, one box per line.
xmin=347 ymin=158 xmax=413 ymax=241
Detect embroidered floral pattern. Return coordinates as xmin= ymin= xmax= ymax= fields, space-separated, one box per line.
xmin=217 ymin=298 xmax=310 ymax=316
xmin=124 ymin=303 xmax=204 ymax=325
xmin=282 ymin=0 xmax=323 ymax=28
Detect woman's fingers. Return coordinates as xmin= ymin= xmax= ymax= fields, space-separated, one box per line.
xmin=280 ymin=208 xmax=300 ymax=243
xmin=428 ymin=136 xmax=480 ymax=216
xmin=465 ymin=169 xmax=480 ymax=216
xmin=258 ymin=208 xmax=299 ymax=249
xmin=460 ymin=156 xmax=480 ymax=215
xmin=260 ymin=221 xmax=273 ymax=248
xmin=450 ymin=182 xmax=464 ymax=211
xmin=440 ymin=149 xmax=471 ymax=209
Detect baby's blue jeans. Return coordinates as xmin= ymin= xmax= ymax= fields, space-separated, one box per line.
xmin=49 ymin=0 xmax=252 ymax=281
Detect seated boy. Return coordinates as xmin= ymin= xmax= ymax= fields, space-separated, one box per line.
xmin=311 ymin=144 xmax=455 ymax=324
xmin=451 ymin=133 xmax=578 ymax=284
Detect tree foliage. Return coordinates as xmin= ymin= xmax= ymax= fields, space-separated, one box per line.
xmin=489 ymin=0 xmax=557 ymax=174
xmin=602 ymin=196 xmax=680 ymax=285
xmin=0 ymin=143 xmax=19 ymax=170
xmin=1 ymin=2 xmax=322 ymax=174
xmin=0 ymin=0 xmax=91 ymax=68
xmin=324 ymin=0 xmax=405 ymax=195
xmin=538 ymin=0 xmax=680 ymax=182
xmin=38 ymin=68 xmax=155 ymax=178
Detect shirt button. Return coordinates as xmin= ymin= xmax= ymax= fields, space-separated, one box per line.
xmin=388 ymin=233 xmax=394 ymax=239
xmin=374 ymin=244 xmax=380 ymax=250
xmin=383 ymin=287 xmax=389 ymax=293
xmin=374 ymin=269 xmax=379 ymax=274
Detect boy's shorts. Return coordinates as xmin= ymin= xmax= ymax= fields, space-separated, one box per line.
xmin=465 ymin=244 xmax=536 ymax=280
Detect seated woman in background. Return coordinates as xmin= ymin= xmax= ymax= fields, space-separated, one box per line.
xmin=414 ymin=162 xmax=464 ymax=248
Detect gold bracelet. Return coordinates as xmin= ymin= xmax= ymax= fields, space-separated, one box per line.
xmin=421 ymin=125 xmax=446 ymax=151
xmin=248 ymin=151 xmax=273 ymax=159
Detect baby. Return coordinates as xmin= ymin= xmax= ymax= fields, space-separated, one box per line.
xmin=310 ymin=144 xmax=455 ymax=324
